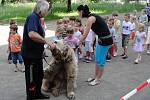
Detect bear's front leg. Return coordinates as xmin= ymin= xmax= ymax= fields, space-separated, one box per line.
xmin=65 ymin=63 xmax=76 ymax=100
xmin=42 ymin=59 xmax=59 ymax=92
xmin=51 ymin=78 xmax=62 ymax=97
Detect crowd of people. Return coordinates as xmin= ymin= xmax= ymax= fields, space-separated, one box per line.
xmin=6 ymin=0 xmax=150 ymax=100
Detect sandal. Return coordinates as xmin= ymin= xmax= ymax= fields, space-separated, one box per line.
xmin=88 ymin=79 xmax=101 ymax=86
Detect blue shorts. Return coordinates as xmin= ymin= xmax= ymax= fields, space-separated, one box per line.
xmin=95 ymin=43 xmax=111 ymax=67
xmin=11 ymin=52 xmax=23 ymax=64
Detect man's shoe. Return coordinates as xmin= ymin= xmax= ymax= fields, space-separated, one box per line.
xmin=36 ymin=93 xmax=50 ymax=99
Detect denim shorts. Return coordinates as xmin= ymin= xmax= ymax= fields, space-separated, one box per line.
xmin=122 ymin=34 xmax=130 ymax=47
xmin=95 ymin=43 xmax=111 ymax=67
xmin=11 ymin=52 xmax=23 ymax=64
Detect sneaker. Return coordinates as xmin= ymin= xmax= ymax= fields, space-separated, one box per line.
xmin=120 ymin=53 xmax=125 ymax=56
xmin=147 ymin=50 xmax=150 ymax=55
xmin=86 ymin=77 xmax=95 ymax=82
xmin=113 ymin=52 xmax=118 ymax=57
xmin=86 ymin=59 xmax=91 ymax=63
xmin=14 ymin=67 xmax=19 ymax=72
xmin=8 ymin=60 xmax=12 ymax=64
xmin=82 ymin=58 xmax=87 ymax=62
xmin=88 ymin=57 xmax=92 ymax=61
xmin=85 ymin=57 xmax=89 ymax=60
xmin=20 ymin=68 xmax=25 ymax=73
xmin=134 ymin=59 xmax=139 ymax=64
xmin=88 ymin=79 xmax=101 ymax=86
xmin=106 ymin=56 xmax=111 ymax=62
xmin=122 ymin=55 xmax=128 ymax=59
xmin=79 ymin=54 xmax=83 ymax=59
xmin=106 ymin=59 xmax=111 ymax=62
xmin=138 ymin=56 xmax=141 ymax=61
xmin=36 ymin=93 xmax=50 ymax=99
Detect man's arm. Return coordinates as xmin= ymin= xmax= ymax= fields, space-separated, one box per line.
xmin=28 ymin=31 xmax=47 ymax=44
xmin=28 ymin=31 xmax=55 ymax=49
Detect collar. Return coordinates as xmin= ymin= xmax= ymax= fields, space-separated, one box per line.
xmin=33 ymin=11 xmax=42 ymax=18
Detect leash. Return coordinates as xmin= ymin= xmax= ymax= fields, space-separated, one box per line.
xmin=43 ymin=55 xmax=51 ymax=66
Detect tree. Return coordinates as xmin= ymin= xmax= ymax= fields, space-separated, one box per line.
xmin=124 ymin=0 xmax=130 ymax=3
xmin=1 ymin=0 xmax=5 ymax=5
xmin=67 ymin=0 xmax=71 ymax=12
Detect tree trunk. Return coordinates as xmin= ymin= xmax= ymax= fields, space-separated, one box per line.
xmin=67 ymin=0 xmax=71 ymax=12
xmin=1 ymin=0 xmax=5 ymax=5
xmin=136 ymin=0 xmax=139 ymax=3
xmin=124 ymin=0 xmax=129 ymax=3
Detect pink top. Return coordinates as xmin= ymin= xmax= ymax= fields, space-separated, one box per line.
xmin=64 ymin=36 xmax=79 ymax=49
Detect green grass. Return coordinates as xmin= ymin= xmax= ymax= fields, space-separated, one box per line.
xmin=0 ymin=2 xmax=145 ymax=22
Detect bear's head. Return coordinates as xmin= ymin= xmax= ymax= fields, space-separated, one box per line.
xmin=50 ymin=39 xmax=74 ymax=62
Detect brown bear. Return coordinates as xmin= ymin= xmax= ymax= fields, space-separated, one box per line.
xmin=42 ymin=40 xmax=78 ymax=100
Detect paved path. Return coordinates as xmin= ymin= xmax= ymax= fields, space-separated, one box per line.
xmin=0 ymin=18 xmax=150 ymax=100
xmin=0 ymin=43 xmax=150 ymax=100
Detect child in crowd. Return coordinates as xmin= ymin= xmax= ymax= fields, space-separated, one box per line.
xmin=7 ymin=19 xmax=17 ymax=64
xmin=64 ymin=28 xmax=79 ymax=63
xmin=74 ymin=22 xmax=82 ymax=39
xmin=133 ymin=23 xmax=146 ymax=64
xmin=69 ymin=16 xmax=76 ymax=27
xmin=121 ymin=13 xmax=132 ymax=59
xmin=45 ymin=26 xmax=65 ymax=49
xmin=132 ymin=10 xmax=138 ymax=30
xmin=8 ymin=24 xmax=24 ymax=72
xmin=106 ymin=18 xmax=115 ymax=61
xmin=75 ymin=18 xmax=84 ymax=34
xmin=132 ymin=10 xmax=138 ymax=21
xmin=146 ymin=26 xmax=150 ymax=55
xmin=145 ymin=3 xmax=150 ymax=22
xmin=130 ymin=17 xmax=136 ymax=45
xmin=112 ymin=12 xmax=121 ymax=56
xmin=62 ymin=18 xmax=70 ymax=29
xmin=56 ymin=19 xmax=63 ymax=27
xmin=74 ymin=22 xmax=83 ymax=59
xmin=84 ymin=29 xmax=94 ymax=63
xmin=51 ymin=26 xmax=65 ymax=42
xmin=139 ymin=9 xmax=148 ymax=24
xmin=103 ymin=15 xmax=109 ymax=23
xmin=138 ymin=9 xmax=148 ymax=30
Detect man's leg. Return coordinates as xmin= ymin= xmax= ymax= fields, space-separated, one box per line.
xmin=32 ymin=59 xmax=49 ymax=99
xmin=23 ymin=57 xmax=36 ymax=100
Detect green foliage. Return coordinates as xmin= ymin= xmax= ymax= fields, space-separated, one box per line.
xmin=0 ymin=2 xmax=145 ymax=22
xmin=0 ymin=3 xmax=34 ymax=22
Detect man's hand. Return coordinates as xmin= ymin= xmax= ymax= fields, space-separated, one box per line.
xmin=45 ymin=40 xmax=56 ymax=50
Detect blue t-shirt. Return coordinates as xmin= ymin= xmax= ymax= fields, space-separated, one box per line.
xmin=21 ymin=12 xmax=45 ymax=59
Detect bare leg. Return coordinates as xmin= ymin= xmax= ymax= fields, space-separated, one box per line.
xmin=138 ymin=52 xmax=142 ymax=61
xmin=124 ymin=46 xmax=127 ymax=54
xmin=114 ymin=44 xmax=117 ymax=53
xmin=14 ymin=64 xmax=19 ymax=72
xmin=96 ymin=65 xmax=104 ymax=81
xmin=94 ymin=64 xmax=99 ymax=78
